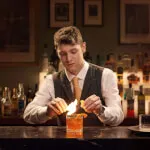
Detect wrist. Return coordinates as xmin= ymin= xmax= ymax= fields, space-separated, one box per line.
xmin=46 ymin=105 xmax=57 ymax=119
xmin=95 ymin=105 xmax=105 ymax=117
xmin=46 ymin=106 xmax=52 ymax=119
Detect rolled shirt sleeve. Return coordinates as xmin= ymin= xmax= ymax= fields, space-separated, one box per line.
xmin=98 ymin=68 xmax=124 ymax=126
xmin=23 ymin=75 xmax=54 ymax=124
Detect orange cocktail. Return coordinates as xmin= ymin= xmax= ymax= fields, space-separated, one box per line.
xmin=66 ymin=114 xmax=83 ymax=133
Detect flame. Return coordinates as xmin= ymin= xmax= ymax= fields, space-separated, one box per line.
xmin=66 ymin=99 xmax=78 ymax=115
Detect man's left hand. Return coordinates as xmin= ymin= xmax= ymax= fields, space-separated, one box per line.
xmin=82 ymin=94 xmax=102 ymax=114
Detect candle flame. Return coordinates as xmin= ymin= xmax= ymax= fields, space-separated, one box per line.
xmin=67 ymin=99 xmax=78 ymax=115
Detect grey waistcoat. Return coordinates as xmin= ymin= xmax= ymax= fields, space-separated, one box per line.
xmin=52 ymin=63 xmax=104 ymax=126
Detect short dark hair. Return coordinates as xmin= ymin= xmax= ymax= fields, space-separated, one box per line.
xmin=54 ymin=26 xmax=83 ymax=49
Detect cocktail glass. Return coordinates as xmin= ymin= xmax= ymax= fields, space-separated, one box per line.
xmin=66 ymin=114 xmax=83 ymax=133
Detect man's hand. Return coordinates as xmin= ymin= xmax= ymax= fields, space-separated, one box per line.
xmin=46 ymin=97 xmax=68 ymax=118
xmin=81 ymin=94 xmax=103 ymax=115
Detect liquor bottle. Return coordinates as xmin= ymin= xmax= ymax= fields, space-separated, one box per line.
xmin=127 ymin=58 xmax=140 ymax=85
xmin=136 ymin=52 xmax=144 ymax=71
xmin=126 ymin=58 xmax=141 ymax=86
xmin=48 ymin=61 xmax=56 ymax=73
xmin=104 ymin=53 xmax=116 ymax=72
xmin=117 ymin=55 xmax=124 ymax=97
xmin=143 ymin=53 xmax=150 ymax=83
xmin=84 ymin=51 xmax=92 ymax=63
xmin=117 ymin=55 xmax=124 ymax=75
xmin=122 ymin=54 xmax=131 ymax=71
xmin=118 ymin=76 xmax=123 ymax=98
xmin=26 ymin=86 xmax=33 ymax=104
xmin=18 ymin=83 xmax=26 ymax=117
xmin=96 ymin=54 xmax=101 ymax=66
xmin=41 ymin=51 xmax=49 ymax=72
xmin=125 ymin=83 xmax=134 ymax=118
xmin=138 ymin=85 xmax=145 ymax=115
xmin=0 ymin=86 xmax=3 ymax=117
xmin=39 ymin=47 xmax=50 ymax=89
xmin=130 ymin=58 xmax=137 ymax=73
xmin=50 ymin=48 xmax=59 ymax=71
xmin=11 ymin=88 xmax=18 ymax=117
xmin=2 ymin=87 xmax=12 ymax=117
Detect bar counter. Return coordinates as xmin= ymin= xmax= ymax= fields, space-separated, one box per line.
xmin=0 ymin=126 xmax=150 ymax=150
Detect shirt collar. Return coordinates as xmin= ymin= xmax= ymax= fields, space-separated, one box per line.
xmin=65 ymin=61 xmax=89 ymax=82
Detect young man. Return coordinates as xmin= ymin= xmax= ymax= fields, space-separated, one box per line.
xmin=24 ymin=26 xmax=124 ymax=126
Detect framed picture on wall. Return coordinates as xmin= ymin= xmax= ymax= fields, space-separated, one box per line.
xmin=49 ymin=0 xmax=74 ymax=28
xmin=120 ymin=0 xmax=150 ymax=44
xmin=84 ymin=0 xmax=103 ymax=26
xmin=0 ymin=0 xmax=36 ymax=65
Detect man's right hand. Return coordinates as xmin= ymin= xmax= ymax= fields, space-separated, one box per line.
xmin=46 ymin=97 xmax=68 ymax=118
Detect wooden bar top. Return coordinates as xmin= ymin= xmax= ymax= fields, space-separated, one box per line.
xmin=0 ymin=126 xmax=149 ymax=150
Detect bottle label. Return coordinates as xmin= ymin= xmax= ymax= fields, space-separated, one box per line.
xmin=12 ymin=101 xmax=18 ymax=116
xmin=18 ymin=100 xmax=24 ymax=113
xmin=4 ymin=104 xmax=11 ymax=116
xmin=138 ymin=100 xmax=145 ymax=115
xmin=127 ymin=99 xmax=134 ymax=117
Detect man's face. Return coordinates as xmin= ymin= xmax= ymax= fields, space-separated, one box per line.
xmin=57 ymin=43 xmax=86 ymax=75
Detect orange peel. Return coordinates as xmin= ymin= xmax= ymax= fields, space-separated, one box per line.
xmin=80 ymin=100 xmax=84 ymax=108
xmin=76 ymin=113 xmax=87 ymax=118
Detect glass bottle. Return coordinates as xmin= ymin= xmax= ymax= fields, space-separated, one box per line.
xmin=117 ymin=55 xmax=124 ymax=98
xmin=26 ymin=86 xmax=33 ymax=104
xmin=50 ymin=48 xmax=59 ymax=71
xmin=11 ymin=88 xmax=18 ymax=117
xmin=84 ymin=51 xmax=92 ymax=63
xmin=2 ymin=87 xmax=12 ymax=117
xmin=125 ymin=83 xmax=134 ymax=118
xmin=104 ymin=54 xmax=111 ymax=69
xmin=0 ymin=86 xmax=3 ymax=117
xmin=130 ymin=58 xmax=137 ymax=73
xmin=41 ymin=52 xmax=49 ymax=72
xmin=48 ymin=61 xmax=56 ymax=73
xmin=104 ymin=53 xmax=116 ymax=72
xmin=122 ymin=54 xmax=131 ymax=71
xmin=117 ymin=55 xmax=124 ymax=75
xmin=18 ymin=83 xmax=26 ymax=117
xmin=138 ymin=85 xmax=145 ymax=115
xmin=143 ymin=53 xmax=150 ymax=83
xmin=96 ymin=54 xmax=101 ymax=66
xmin=118 ymin=76 xmax=123 ymax=98
xmin=136 ymin=52 xmax=144 ymax=71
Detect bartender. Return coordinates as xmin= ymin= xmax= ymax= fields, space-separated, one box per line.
xmin=23 ymin=26 xmax=124 ymax=126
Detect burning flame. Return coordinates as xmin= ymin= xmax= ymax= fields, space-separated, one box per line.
xmin=66 ymin=99 xmax=78 ymax=115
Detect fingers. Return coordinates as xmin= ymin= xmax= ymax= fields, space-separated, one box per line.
xmin=83 ymin=95 xmax=102 ymax=113
xmin=48 ymin=101 xmax=61 ymax=115
xmin=55 ymin=98 xmax=68 ymax=113
xmin=47 ymin=98 xmax=68 ymax=117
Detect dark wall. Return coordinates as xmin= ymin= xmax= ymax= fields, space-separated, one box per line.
xmin=0 ymin=0 xmax=149 ymax=91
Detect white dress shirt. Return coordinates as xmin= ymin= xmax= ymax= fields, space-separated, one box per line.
xmin=23 ymin=61 xmax=124 ymax=126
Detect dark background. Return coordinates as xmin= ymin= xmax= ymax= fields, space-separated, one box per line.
xmin=0 ymin=0 xmax=149 ymax=91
